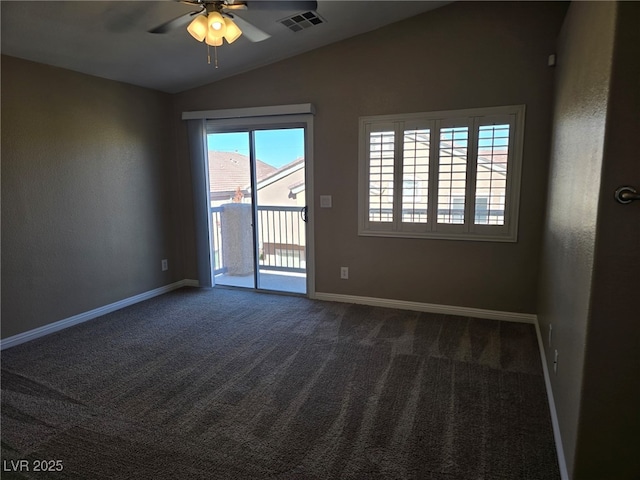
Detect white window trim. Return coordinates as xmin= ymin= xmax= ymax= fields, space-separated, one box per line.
xmin=182 ymin=103 xmax=315 ymax=120
xmin=358 ymin=105 xmax=525 ymax=242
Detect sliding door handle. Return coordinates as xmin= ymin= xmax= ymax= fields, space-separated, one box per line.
xmin=301 ymin=206 xmax=308 ymax=223
xmin=615 ymin=186 xmax=640 ymax=204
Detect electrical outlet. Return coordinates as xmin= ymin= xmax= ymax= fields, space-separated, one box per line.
xmin=161 ymin=259 xmax=168 ymax=271
xmin=548 ymin=324 xmax=553 ymax=348
xmin=340 ymin=266 xmax=349 ymax=279
xmin=553 ymin=349 xmax=559 ymax=374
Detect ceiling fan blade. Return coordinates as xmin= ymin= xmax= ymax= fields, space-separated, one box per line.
xmin=244 ymin=1 xmax=317 ymax=11
xmin=148 ymin=8 xmax=204 ymax=34
xmin=228 ymin=13 xmax=271 ymax=42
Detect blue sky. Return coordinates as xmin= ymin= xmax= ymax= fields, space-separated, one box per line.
xmin=207 ymin=128 xmax=304 ymax=168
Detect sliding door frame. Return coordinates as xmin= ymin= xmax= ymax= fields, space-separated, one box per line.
xmin=183 ymin=104 xmax=315 ymax=297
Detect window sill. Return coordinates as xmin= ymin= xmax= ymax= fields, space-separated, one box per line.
xmin=358 ymin=228 xmax=518 ymax=243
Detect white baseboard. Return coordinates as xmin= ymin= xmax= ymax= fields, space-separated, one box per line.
xmin=314 ymin=292 xmax=537 ymax=324
xmin=0 ymin=279 xmax=199 ymax=350
xmin=534 ymin=322 xmax=569 ymax=480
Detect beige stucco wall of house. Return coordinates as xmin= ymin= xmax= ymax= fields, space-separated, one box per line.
xmin=257 ymin=165 xmax=306 ymax=207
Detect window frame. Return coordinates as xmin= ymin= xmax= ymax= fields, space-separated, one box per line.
xmin=358 ymin=105 xmax=525 ymax=242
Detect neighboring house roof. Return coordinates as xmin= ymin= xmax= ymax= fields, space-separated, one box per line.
xmin=254 ymin=157 xmax=304 ymax=190
xmin=208 ymin=151 xmax=276 ymax=194
xmin=437 ymin=140 xmax=508 ymax=175
xmin=403 ymin=134 xmax=508 ymax=177
xmin=288 ymin=180 xmax=305 ymax=192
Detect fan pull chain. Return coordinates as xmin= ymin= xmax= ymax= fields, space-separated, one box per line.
xmin=206 ymin=44 xmax=219 ymax=68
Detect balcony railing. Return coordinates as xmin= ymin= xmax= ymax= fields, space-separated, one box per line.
xmin=211 ymin=204 xmax=306 ymax=276
xmin=211 ymin=206 xmax=225 ymax=275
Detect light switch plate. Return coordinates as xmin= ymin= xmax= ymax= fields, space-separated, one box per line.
xmin=320 ymin=195 xmax=332 ymax=208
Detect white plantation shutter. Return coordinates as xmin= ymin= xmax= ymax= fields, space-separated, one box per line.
xmin=368 ymin=128 xmax=395 ymax=223
xmin=359 ymin=105 xmax=524 ymax=242
xmin=475 ymin=123 xmax=510 ymax=225
xmin=402 ymin=128 xmax=430 ymax=224
xmin=436 ymin=124 xmax=470 ymax=226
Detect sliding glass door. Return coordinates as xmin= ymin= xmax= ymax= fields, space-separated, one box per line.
xmin=207 ymin=127 xmax=307 ymax=294
xmin=208 ymin=131 xmax=256 ymax=289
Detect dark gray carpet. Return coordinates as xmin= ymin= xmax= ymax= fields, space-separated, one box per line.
xmin=1 ymin=287 xmax=560 ymax=479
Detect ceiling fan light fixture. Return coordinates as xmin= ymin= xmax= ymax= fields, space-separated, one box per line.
xmin=187 ymin=15 xmax=208 ymax=42
xmin=205 ymin=29 xmax=224 ymax=47
xmin=223 ymin=17 xmax=242 ymax=44
xmin=207 ymin=11 xmax=227 ymax=36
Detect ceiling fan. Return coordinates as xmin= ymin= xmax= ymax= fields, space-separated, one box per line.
xmin=149 ymin=0 xmax=319 ymax=43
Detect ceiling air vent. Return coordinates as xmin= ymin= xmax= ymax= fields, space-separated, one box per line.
xmin=279 ymin=11 xmax=325 ymax=32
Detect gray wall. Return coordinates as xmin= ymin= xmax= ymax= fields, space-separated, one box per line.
xmin=537 ymin=2 xmax=640 ymax=478
xmin=174 ymin=1 xmax=568 ymax=314
xmin=1 ymin=56 xmax=180 ymax=339
xmin=580 ymin=5 xmax=640 ymax=476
